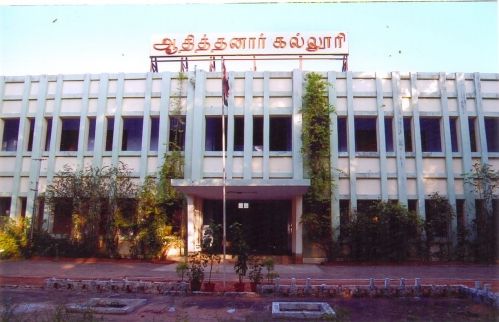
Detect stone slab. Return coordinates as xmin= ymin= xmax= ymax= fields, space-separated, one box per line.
xmin=272 ymin=301 xmax=335 ymax=319
xmin=66 ymin=298 xmax=147 ymax=314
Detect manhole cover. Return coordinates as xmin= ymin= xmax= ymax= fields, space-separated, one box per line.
xmin=66 ymin=298 xmax=147 ymax=314
xmin=272 ymin=301 xmax=335 ymax=319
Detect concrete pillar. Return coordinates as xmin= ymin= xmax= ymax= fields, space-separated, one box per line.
xmin=186 ymin=195 xmax=202 ymax=253
xmin=291 ymin=195 xmax=303 ymax=263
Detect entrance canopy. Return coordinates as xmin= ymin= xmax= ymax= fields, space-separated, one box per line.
xmin=171 ymin=178 xmax=310 ymax=200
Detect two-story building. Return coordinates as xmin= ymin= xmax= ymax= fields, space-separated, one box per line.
xmin=0 ymin=70 xmax=498 ymax=262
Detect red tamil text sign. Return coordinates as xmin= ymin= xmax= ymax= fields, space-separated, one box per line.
xmin=151 ymin=32 xmax=348 ymax=57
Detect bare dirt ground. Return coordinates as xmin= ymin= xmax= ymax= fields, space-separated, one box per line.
xmin=0 ymin=286 xmax=497 ymax=322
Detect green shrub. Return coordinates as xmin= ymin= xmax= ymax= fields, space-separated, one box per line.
xmin=0 ymin=217 xmax=29 ymax=259
xmin=30 ymin=230 xmax=94 ymax=258
xmin=301 ymin=72 xmax=335 ymax=260
xmin=344 ymin=201 xmax=423 ymax=262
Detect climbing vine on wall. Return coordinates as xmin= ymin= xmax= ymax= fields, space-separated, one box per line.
xmin=300 ymin=72 xmax=335 ymax=260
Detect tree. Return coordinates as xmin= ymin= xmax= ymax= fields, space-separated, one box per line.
xmin=301 ymin=72 xmax=335 ymax=259
xmin=201 ymin=220 xmax=222 ymax=285
xmin=44 ymin=163 xmax=138 ymax=257
xmin=425 ymin=192 xmax=454 ymax=260
xmin=345 ymin=201 xmax=423 ymax=262
xmin=464 ymin=162 xmax=499 ymax=262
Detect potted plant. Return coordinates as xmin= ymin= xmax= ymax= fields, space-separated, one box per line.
xmin=201 ymin=221 xmax=222 ymax=292
xmin=230 ymin=222 xmax=249 ymax=292
xmin=248 ymin=256 xmax=263 ymax=292
xmin=186 ymin=252 xmax=207 ymax=292
xmin=262 ymin=257 xmax=279 ymax=284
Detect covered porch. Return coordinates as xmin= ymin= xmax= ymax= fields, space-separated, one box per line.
xmin=172 ymin=178 xmax=309 ymax=263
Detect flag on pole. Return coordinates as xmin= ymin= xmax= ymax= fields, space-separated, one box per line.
xmin=342 ymin=55 xmax=348 ymax=72
xmin=222 ymin=59 xmax=229 ymax=107
xmin=221 ymin=58 xmax=229 ymax=290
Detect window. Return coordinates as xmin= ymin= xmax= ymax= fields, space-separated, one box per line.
xmin=357 ymin=200 xmax=378 ymax=212
xmin=45 ymin=118 xmax=53 ymax=151
xmin=122 ymin=118 xmax=143 ymax=151
xmin=403 ymin=117 xmax=413 ymax=152
xmin=0 ymin=197 xmax=11 ymax=217
xmin=420 ymin=117 xmax=442 ymax=152
xmin=1 ymin=118 xmax=19 ymax=151
xmin=355 ymin=117 xmax=377 ymax=152
xmin=469 ymin=117 xmax=478 ymax=152
xmin=150 ymin=117 xmax=159 ymax=151
xmin=205 ymin=117 xmax=227 ymax=151
xmin=337 ymin=117 xmax=347 ymax=152
xmin=169 ymin=116 xmax=186 ymax=151
xmin=234 ymin=116 xmax=244 ymax=151
xmin=52 ymin=198 xmax=72 ymax=235
xmin=425 ymin=198 xmax=450 ymax=237
xmin=270 ymin=117 xmax=292 ymax=151
xmin=60 ymin=118 xmax=79 ymax=151
xmin=27 ymin=118 xmax=35 ymax=152
xmin=450 ymin=117 xmax=459 ymax=152
xmin=19 ymin=197 xmax=27 ymax=218
xmin=384 ymin=117 xmax=394 ymax=152
xmin=485 ymin=117 xmax=499 ymax=152
xmin=253 ymin=116 xmax=263 ymax=152
xmin=408 ymin=199 xmax=418 ymax=213
xmin=87 ymin=117 xmax=95 ymax=151
xmin=105 ymin=117 xmax=114 ymax=151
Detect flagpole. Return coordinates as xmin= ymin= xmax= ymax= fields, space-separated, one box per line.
xmin=221 ymin=58 xmax=227 ymax=291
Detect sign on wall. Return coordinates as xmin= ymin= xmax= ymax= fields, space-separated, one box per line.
xmin=151 ymin=32 xmax=348 ymax=57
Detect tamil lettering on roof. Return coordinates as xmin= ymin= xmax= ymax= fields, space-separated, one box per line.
xmin=151 ymin=32 xmax=348 ymax=57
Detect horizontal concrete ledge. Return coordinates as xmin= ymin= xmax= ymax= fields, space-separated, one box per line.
xmin=172 ymin=178 xmax=310 ymax=199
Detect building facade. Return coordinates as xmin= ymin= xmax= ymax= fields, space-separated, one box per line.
xmin=0 ymin=70 xmax=498 ymax=262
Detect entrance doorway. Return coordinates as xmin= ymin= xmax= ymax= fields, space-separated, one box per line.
xmin=203 ymin=199 xmax=291 ymax=255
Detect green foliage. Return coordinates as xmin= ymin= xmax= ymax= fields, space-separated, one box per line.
xmin=114 ymin=151 xmax=184 ymax=260
xmin=129 ymin=177 xmax=168 ymax=259
xmin=187 ymin=252 xmax=208 ymax=291
xmin=301 ymin=72 xmax=335 ymax=260
xmin=344 ymin=201 xmax=423 ymax=262
xmin=44 ymin=163 xmax=138 ymax=257
xmin=0 ymin=217 xmax=29 ymax=259
xmin=248 ymin=256 xmax=264 ymax=284
xmin=176 ymin=261 xmax=189 ymax=281
xmin=229 ymin=222 xmax=249 ymax=283
xmin=261 ymin=257 xmax=279 ymax=284
xmin=425 ymin=193 xmax=454 ymax=240
xmin=201 ymin=220 xmax=222 ymax=283
xmin=464 ymin=162 xmax=499 ymax=262
xmin=425 ymin=193 xmax=454 ymax=260
xmin=30 ymin=230 xmax=93 ymax=258
xmin=301 ymin=72 xmax=334 ymax=202
xmin=158 ymin=151 xmax=184 ymax=217
xmin=42 ymin=154 xmax=184 ymax=260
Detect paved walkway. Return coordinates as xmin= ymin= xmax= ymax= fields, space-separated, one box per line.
xmin=0 ymin=258 xmax=497 ymax=290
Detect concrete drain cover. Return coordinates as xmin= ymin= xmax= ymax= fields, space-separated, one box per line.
xmin=66 ymin=298 xmax=147 ymax=315
xmin=272 ymin=302 xmax=335 ymax=319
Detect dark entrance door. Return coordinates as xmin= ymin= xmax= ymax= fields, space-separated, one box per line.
xmin=203 ymin=199 xmax=291 ymax=255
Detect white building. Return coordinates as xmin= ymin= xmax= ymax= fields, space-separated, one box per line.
xmin=0 ymin=70 xmax=498 ymax=262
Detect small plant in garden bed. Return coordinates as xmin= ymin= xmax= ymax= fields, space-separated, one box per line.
xmin=230 ymin=222 xmax=249 ymax=291
xmin=176 ymin=261 xmax=188 ymax=282
xmin=201 ymin=220 xmax=222 ymax=292
xmin=262 ymin=257 xmax=279 ymax=284
xmin=187 ymin=252 xmax=208 ymax=292
xmin=248 ymin=256 xmax=264 ymax=292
